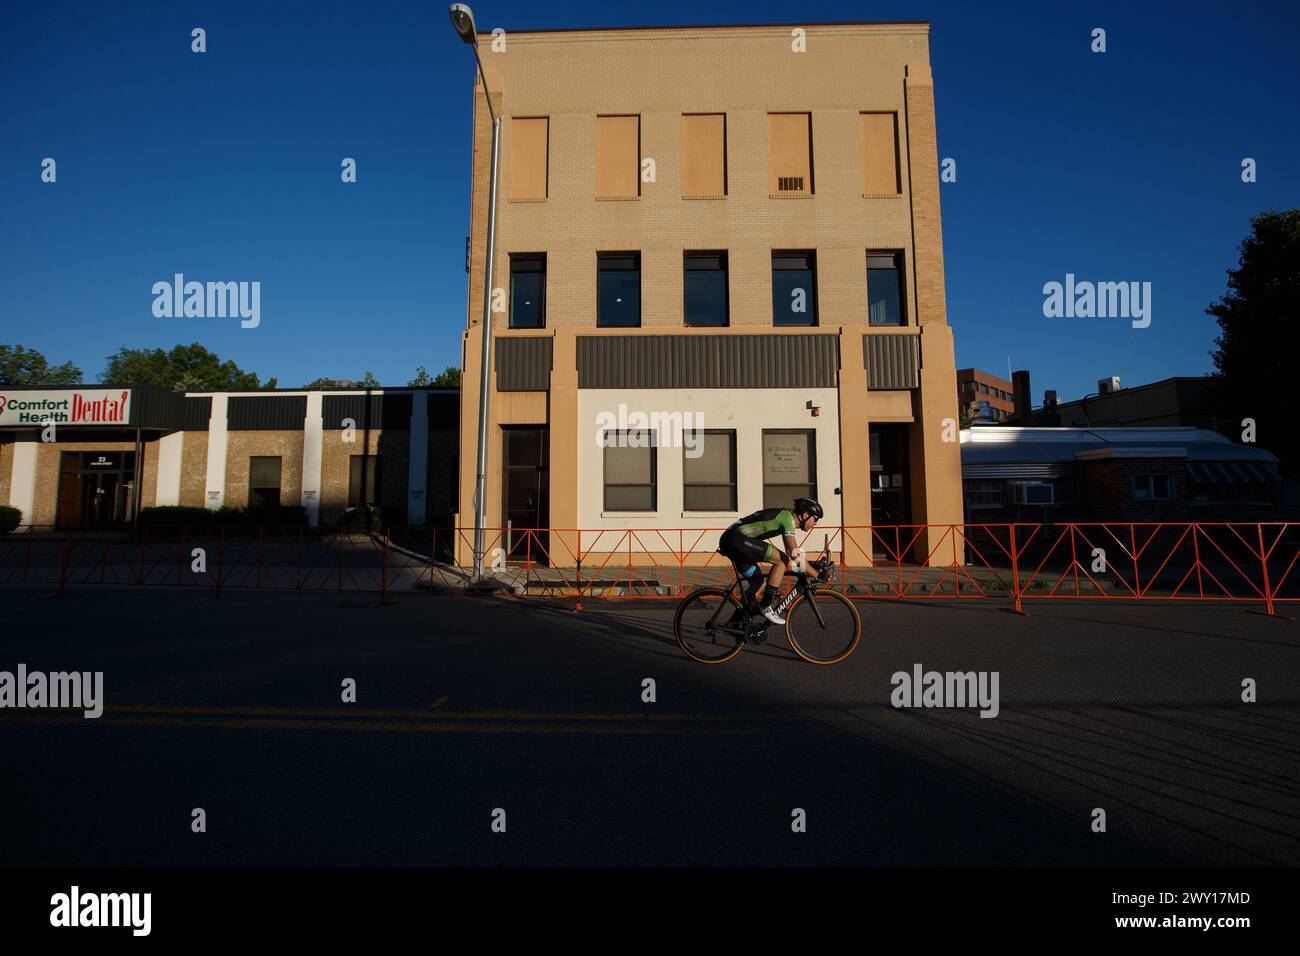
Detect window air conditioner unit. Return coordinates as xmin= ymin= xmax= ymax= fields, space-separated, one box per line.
xmin=1013 ymin=482 xmax=1054 ymax=506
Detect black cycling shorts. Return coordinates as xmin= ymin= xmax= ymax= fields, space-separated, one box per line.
xmin=719 ymin=528 xmax=776 ymax=567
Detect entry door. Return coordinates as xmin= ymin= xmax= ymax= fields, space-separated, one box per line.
xmin=869 ymin=425 xmax=911 ymax=555
xmin=53 ymin=451 xmax=137 ymax=530
xmin=89 ymin=472 xmax=121 ymax=527
xmin=502 ymin=427 xmax=549 ymax=563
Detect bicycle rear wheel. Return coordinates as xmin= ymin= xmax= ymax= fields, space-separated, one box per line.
xmin=784 ymin=589 xmax=861 ymax=664
xmin=674 ymin=587 xmax=746 ymax=664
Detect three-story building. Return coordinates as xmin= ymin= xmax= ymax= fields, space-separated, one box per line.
xmin=457 ymin=21 xmax=963 ymax=565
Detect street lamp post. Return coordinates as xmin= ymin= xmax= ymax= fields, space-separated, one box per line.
xmin=449 ymin=3 xmax=500 ymax=583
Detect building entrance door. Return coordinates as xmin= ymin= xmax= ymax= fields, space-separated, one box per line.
xmin=55 ymin=451 xmax=137 ymax=531
xmin=868 ymin=425 xmax=911 ymax=556
xmin=502 ymin=427 xmax=549 ymax=564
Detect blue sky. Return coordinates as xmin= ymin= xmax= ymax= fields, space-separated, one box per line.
xmin=1 ymin=0 xmax=1296 ymax=399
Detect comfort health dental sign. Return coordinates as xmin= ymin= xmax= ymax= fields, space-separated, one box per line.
xmin=0 ymin=389 xmax=131 ymax=426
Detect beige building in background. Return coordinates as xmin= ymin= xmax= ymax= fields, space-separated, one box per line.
xmin=0 ymin=386 xmax=458 ymax=531
xmin=457 ymin=21 xmax=963 ymax=565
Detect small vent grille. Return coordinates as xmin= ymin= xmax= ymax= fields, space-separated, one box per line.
xmin=777 ymin=176 xmax=804 ymax=192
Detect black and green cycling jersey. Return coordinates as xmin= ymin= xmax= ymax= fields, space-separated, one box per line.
xmin=732 ymin=508 xmax=796 ymax=541
xmin=720 ymin=508 xmax=796 ymax=566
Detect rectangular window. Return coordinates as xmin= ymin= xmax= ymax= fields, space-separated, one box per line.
xmin=602 ymin=430 xmax=656 ymax=511
xmin=772 ymin=251 xmax=817 ymax=326
xmin=597 ymin=252 xmax=641 ymax=327
xmin=349 ymin=455 xmax=382 ymax=507
xmin=684 ymin=252 xmax=728 ymax=327
xmin=762 ymin=430 xmax=816 ymax=508
xmin=767 ymin=113 xmax=813 ymax=195
xmin=859 ymin=112 xmax=900 ymax=195
xmin=248 ymin=456 xmax=281 ymax=508
xmin=596 ymin=115 xmax=640 ymax=199
xmin=681 ymin=113 xmax=726 ymax=197
xmin=509 ymin=254 xmax=546 ymax=329
xmin=509 ymin=117 xmax=548 ymax=200
xmin=964 ymin=479 xmax=1003 ymax=509
xmin=683 ymin=430 xmax=736 ymax=512
xmin=1132 ymin=474 xmax=1173 ymax=502
xmin=867 ymin=253 xmax=905 ymax=326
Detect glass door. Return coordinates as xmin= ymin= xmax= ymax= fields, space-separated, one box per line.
xmin=502 ymin=427 xmax=549 ymax=564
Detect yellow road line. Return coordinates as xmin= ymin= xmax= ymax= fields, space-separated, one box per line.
xmin=61 ymin=703 xmax=797 ymax=722
xmin=0 ymin=712 xmax=790 ymax=735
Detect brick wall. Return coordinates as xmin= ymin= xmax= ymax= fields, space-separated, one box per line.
xmin=0 ymin=438 xmax=12 ymax=507
xmin=1082 ymin=457 xmax=1189 ymax=522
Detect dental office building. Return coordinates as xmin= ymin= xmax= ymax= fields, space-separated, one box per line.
xmin=456 ymin=21 xmax=964 ymax=564
xmin=0 ymin=385 xmax=459 ymax=530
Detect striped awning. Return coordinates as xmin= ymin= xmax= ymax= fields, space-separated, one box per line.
xmin=1187 ymin=461 xmax=1280 ymax=484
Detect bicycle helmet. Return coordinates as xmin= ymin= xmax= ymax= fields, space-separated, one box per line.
xmin=792 ymin=497 xmax=824 ymax=520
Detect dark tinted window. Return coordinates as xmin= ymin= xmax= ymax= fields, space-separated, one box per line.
xmin=684 ymin=252 xmax=728 ymax=327
xmin=867 ymin=253 xmax=904 ymax=326
xmin=597 ymin=253 xmax=641 ymax=327
xmin=772 ymin=251 xmax=817 ymax=326
xmin=510 ymin=254 xmax=546 ymax=329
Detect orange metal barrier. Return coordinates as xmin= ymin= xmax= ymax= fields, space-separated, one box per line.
xmin=0 ymin=522 xmax=1296 ymax=616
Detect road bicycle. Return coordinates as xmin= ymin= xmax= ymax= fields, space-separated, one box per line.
xmin=673 ymin=548 xmax=862 ymax=665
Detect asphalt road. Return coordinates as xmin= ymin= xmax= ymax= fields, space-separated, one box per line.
xmin=0 ymin=586 xmax=1297 ymax=867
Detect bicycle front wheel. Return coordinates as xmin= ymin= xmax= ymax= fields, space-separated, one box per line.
xmin=674 ymin=587 xmax=746 ymax=664
xmin=785 ymin=589 xmax=861 ymax=665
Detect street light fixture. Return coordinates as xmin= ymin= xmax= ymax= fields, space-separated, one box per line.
xmin=449 ymin=3 xmax=501 ymax=583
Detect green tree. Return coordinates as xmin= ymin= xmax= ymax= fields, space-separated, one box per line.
xmin=0 ymin=345 xmax=82 ymax=385
xmin=359 ymin=371 xmax=380 ymax=387
xmin=1207 ymin=209 xmax=1299 ymax=476
xmin=99 ymin=343 xmax=277 ymax=390
xmin=431 ymin=366 xmax=461 ymax=387
xmin=407 ymin=366 xmax=434 ymax=387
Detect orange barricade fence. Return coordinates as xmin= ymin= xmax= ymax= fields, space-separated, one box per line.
xmin=0 ymin=523 xmax=1296 ymax=615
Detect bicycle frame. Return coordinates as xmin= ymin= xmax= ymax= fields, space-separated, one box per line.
xmin=708 ymin=548 xmax=834 ymax=633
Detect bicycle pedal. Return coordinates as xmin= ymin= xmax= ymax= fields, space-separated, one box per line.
xmin=747 ymin=628 xmax=768 ymax=645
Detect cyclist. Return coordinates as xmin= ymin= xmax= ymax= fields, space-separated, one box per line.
xmin=718 ymin=497 xmax=823 ymax=625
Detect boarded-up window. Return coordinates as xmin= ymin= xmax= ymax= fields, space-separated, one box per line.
xmin=682 ymin=113 xmax=726 ymax=197
xmin=762 ymin=430 xmax=816 ymax=507
xmin=596 ymin=115 xmax=640 ymax=198
xmin=859 ymin=112 xmax=900 ymax=195
xmin=602 ymin=430 xmax=656 ymax=511
xmin=509 ymin=117 xmax=548 ymax=200
xmin=767 ymin=113 xmax=813 ymax=195
xmin=249 ymin=457 xmax=281 ymax=508
xmin=683 ymin=431 xmax=737 ymax=512
xmin=348 ymin=455 xmax=382 ymax=507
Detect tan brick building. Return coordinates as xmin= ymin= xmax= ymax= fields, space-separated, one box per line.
xmin=457 ymin=21 xmax=963 ymax=564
